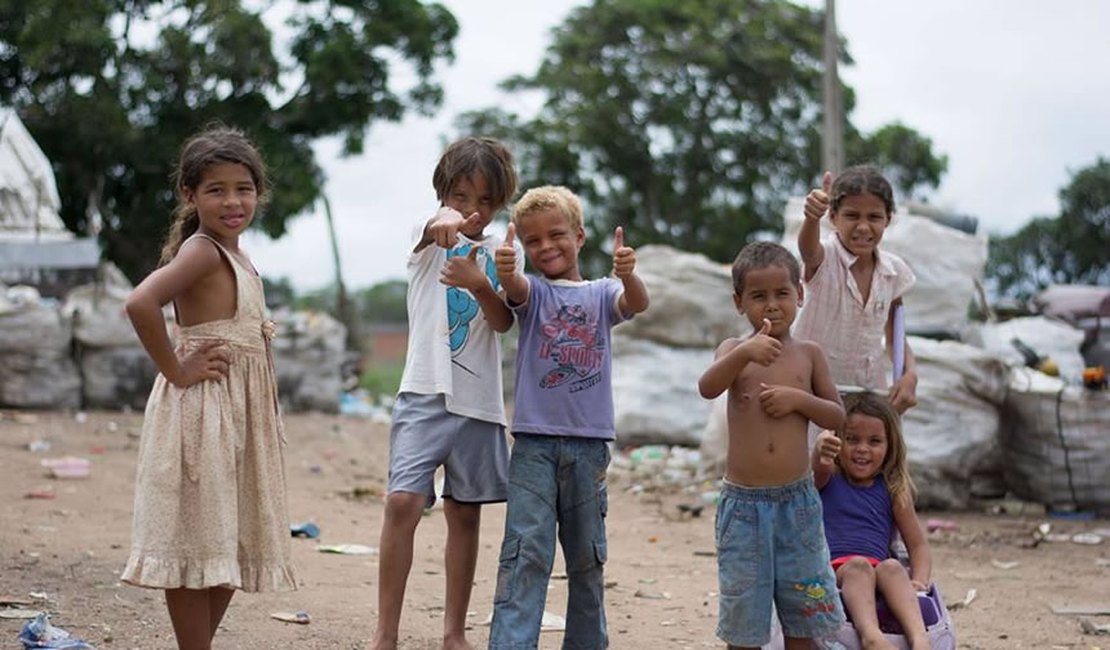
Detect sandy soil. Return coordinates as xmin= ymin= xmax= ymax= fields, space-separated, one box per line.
xmin=1 ymin=410 xmax=1108 ymax=650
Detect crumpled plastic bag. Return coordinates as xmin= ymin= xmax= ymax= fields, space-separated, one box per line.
xmin=18 ymin=613 xmax=95 ymax=649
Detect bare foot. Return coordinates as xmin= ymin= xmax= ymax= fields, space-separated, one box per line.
xmin=369 ymin=635 xmax=398 ymax=650
xmin=442 ymin=635 xmax=473 ymax=650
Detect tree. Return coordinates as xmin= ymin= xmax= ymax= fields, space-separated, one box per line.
xmin=455 ymin=0 xmax=946 ymax=274
xmin=0 ymin=0 xmax=458 ymax=283
xmin=846 ymin=123 xmax=948 ymax=201
xmin=987 ymin=158 xmax=1110 ymax=299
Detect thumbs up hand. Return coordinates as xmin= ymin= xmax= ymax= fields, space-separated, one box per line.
xmin=495 ymin=222 xmax=519 ymax=285
xmin=440 ymin=245 xmax=488 ymax=290
xmin=804 ymin=171 xmax=833 ymax=221
xmin=743 ymin=318 xmax=783 ymax=366
xmin=612 ymin=226 xmax=636 ymax=279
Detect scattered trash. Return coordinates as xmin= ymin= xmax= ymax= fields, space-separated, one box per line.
xmin=946 ymin=588 xmax=977 ymax=611
xmin=1097 ymin=558 xmax=1110 ymax=567
xmin=27 ymin=440 xmax=51 ymax=453
xmin=1050 ymin=604 xmax=1110 ymax=616
xmin=40 ymin=457 xmax=90 ymax=479
xmin=926 ymin=518 xmax=959 ymax=533
xmin=290 ymin=522 xmax=320 ymax=539
xmin=1072 ymin=533 xmax=1103 ymax=545
xmin=315 ymin=544 xmax=377 ymax=555
xmin=0 ymin=596 xmax=35 ymax=607
xmin=991 ymin=559 xmax=1020 ymax=570
xmin=270 ymin=611 xmax=310 ymax=625
xmin=337 ymin=485 xmax=381 ymax=501
xmin=692 ymin=550 xmax=716 ymax=557
xmin=23 ymin=489 xmax=55 ymax=500
xmin=676 ymin=503 xmax=703 ymax=518
xmin=1 ymin=609 xmax=42 ymax=620
xmin=634 ymin=589 xmax=671 ymax=600
xmin=1080 ymin=617 xmax=1110 ymax=635
xmin=18 ymin=612 xmax=95 ymax=649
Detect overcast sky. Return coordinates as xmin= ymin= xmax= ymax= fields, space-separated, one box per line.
xmin=244 ymin=0 xmax=1110 ymax=292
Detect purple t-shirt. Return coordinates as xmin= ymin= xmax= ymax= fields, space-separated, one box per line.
xmin=820 ymin=472 xmax=894 ymax=561
xmin=510 ymin=276 xmax=626 ymax=440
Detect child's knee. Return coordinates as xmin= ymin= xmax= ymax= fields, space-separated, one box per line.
xmin=383 ymin=492 xmax=426 ymax=524
xmin=875 ymin=557 xmax=907 ymax=579
xmin=839 ymin=556 xmax=877 ymax=577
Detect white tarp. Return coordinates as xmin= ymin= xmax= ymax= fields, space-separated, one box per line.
xmin=781 ymin=197 xmax=989 ymax=336
xmin=0 ymin=109 xmax=67 ymax=237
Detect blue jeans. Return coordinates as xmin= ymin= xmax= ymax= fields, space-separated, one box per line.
xmin=489 ymin=434 xmax=610 ymax=650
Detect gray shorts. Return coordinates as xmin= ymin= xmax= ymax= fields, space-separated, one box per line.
xmin=388 ymin=392 xmax=509 ymax=508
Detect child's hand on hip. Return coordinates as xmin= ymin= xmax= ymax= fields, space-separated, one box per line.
xmin=742 ymin=319 xmax=782 ymax=366
xmin=172 ymin=340 xmax=230 ymax=388
xmin=804 ymin=171 xmax=832 ymax=221
xmin=612 ymin=226 xmax=636 ymax=279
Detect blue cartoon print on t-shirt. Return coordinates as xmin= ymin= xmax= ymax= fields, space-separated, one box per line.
xmin=537 ymin=303 xmax=604 ymax=392
xmin=446 ymin=244 xmax=499 ymax=355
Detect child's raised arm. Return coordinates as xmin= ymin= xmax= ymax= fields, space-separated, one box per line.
xmin=893 ymin=493 xmax=932 ymax=591
xmin=124 ymin=241 xmax=230 ymax=388
xmin=612 ymin=226 xmax=649 ymax=316
xmin=799 ymin=171 xmax=831 ymax=281
xmin=415 ymin=206 xmax=484 ymax=253
xmin=495 ymin=223 xmax=529 ymax=306
xmin=698 ymin=319 xmax=781 ymax=399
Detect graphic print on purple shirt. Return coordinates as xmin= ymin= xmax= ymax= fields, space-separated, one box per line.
xmin=538 ymin=303 xmax=606 ymax=391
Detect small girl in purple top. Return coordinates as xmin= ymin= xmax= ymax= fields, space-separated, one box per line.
xmin=812 ymin=392 xmax=933 ymax=650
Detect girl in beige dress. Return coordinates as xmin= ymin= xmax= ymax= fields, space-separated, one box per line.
xmin=120 ymin=125 xmax=297 ymax=649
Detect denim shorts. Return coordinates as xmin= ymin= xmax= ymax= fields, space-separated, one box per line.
xmin=715 ymin=474 xmax=845 ymax=646
xmin=387 ymin=392 xmax=508 ymax=508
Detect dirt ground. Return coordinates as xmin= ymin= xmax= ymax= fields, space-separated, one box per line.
xmin=1 ymin=410 xmax=1108 ymax=650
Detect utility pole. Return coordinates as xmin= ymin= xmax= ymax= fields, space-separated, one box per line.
xmin=822 ymin=0 xmax=844 ymax=175
xmin=321 ymin=194 xmax=359 ymax=352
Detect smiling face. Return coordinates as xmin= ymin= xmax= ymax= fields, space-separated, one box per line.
xmin=838 ymin=412 xmax=889 ymax=485
xmin=517 ymin=206 xmax=584 ymax=281
xmin=185 ymin=162 xmax=258 ymax=245
xmin=830 ymin=191 xmax=890 ymax=259
xmin=445 ymin=172 xmax=495 ymax=239
xmin=734 ymin=263 xmax=803 ymax=338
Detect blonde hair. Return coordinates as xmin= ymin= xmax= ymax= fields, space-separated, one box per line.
xmin=511 ymin=185 xmax=583 ymax=230
xmin=838 ymin=392 xmax=916 ymax=506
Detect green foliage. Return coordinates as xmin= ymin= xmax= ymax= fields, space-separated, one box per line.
xmin=987 ymin=158 xmax=1110 ymax=299
xmin=354 ymin=279 xmax=408 ymax=325
xmin=359 ymin=358 xmax=405 ymax=402
xmin=455 ymin=0 xmax=946 ymax=274
xmin=0 ymin=0 xmax=458 ymax=283
xmin=846 ymin=123 xmax=948 ymax=200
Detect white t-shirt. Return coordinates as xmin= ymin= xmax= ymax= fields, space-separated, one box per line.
xmin=397 ymin=217 xmax=523 ymax=424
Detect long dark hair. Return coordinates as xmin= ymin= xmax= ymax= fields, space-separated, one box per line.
xmin=159 ymin=124 xmax=269 ymax=265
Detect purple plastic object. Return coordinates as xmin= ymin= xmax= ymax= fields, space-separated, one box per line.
xmin=892 ymin=302 xmax=905 ymax=382
xmin=817 ymin=583 xmax=957 ymax=650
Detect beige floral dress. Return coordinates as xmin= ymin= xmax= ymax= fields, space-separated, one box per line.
xmin=120 ymin=234 xmax=297 ymax=592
